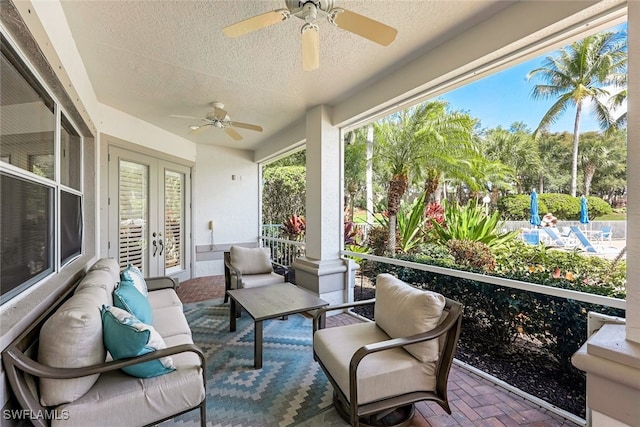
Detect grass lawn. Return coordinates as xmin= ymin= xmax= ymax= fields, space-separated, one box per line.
xmin=597 ymin=212 xmax=626 ymax=221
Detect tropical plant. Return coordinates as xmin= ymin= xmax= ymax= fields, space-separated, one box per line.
xmin=373 ymin=100 xmax=476 ymax=253
xmin=482 ymin=122 xmax=539 ymax=194
xmin=578 ymin=130 xmax=626 ymax=196
xmin=281 ymin=214 xmax=306 ymax=241
xmin=430 ymin=201 xmax=518 ymax=247
xmin=528 ymin=30 xmax=627 ymax=197
xmin=446 ymin=239 xmax=496 ymax=272
xmin=395 ymin=193 xmax=427 ymax=253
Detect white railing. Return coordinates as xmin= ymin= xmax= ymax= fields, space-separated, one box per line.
xmin=261 ymin=235 xmax=305 ymax=268
xmin=343 ymin=251 xmax=625 ymax=309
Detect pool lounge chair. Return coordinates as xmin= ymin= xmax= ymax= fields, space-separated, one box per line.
xmin=541 ymin=227 xmax=565 ymax=246
xmin=522 ymin=229 xmax=540 ymax=245
xmin=569 ymin=226 xmax=598 ymax=253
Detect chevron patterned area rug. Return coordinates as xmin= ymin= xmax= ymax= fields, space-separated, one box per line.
xmin=168 ymin=299 xmax=334 ymax=427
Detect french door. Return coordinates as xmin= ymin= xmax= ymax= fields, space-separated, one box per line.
xmin=108 ymin=147 xmax=191 ymax=282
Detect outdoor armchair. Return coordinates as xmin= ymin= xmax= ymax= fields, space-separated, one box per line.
xmin=223 ymin=246 xmax=287 ymax=304
xmin=312 ymin=274 xmax=463 ymax=427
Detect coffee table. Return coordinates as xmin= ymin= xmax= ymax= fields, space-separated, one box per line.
xmin=227 ymin=282 xmax=329 ymax=369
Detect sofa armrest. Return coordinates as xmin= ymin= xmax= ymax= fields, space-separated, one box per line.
xmin=3 ymin=343 xmax=204 ymax=380
xmin=146 ymin=276 xmax=179 ymax=291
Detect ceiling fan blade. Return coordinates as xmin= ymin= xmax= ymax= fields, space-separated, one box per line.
xmin=329 ymin=8 xmax=397 ymax=46
xmin=223 ymin=9 xmax=290 ymax=38
xmin=188 ymin=125 xmax=209 ymax=135
xmin=301 ymin=24 xmax=319 ymax=71
xmin=213 ymin=107 xmax=227 ymax=121
xmin=224 ymin=127 xmax=243 ymax=141
xmin=170 ymin=114 xmax=203 ymax=121
xmin=230 ymin=121 xmax=263 ymax=132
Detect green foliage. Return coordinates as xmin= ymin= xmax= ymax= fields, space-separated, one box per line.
xmin=262 ymin=166 xmax=306 ymax=225
xmin=497 ymin=195 xmax=548 ymax=220
xmin=367 ymin=245 xmax=625 ymax=369
xmin=367 ymin=226 xmax=392 ymax=256
xmin=498 ymin=193 xmax=613 ymax=220
xmin=538 ymin=193 xmax=580 ymax=219
xmin=396 ymin=193 xmax=427 ymax=253
xmin=584 ymin=196 xmax=613 ymax=219
xmin=446 ymin=239 xmax=496 ymax=272
xmin=430 ymin=201 xmax=518 ymax=247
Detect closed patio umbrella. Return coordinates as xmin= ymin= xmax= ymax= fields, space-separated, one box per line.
xmin=529 ymin=190 xmax=541 ymax=227
xmin=580 ymin=195 xmax=589 ymax=225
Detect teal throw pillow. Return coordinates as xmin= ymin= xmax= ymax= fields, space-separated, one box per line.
xmin=101 ymin=305 xmax=175 ymax=378
xmin=113 ymin=279 xmax=153 ymax=324
xmin=120 ymin=264 xmax=148 ymax=296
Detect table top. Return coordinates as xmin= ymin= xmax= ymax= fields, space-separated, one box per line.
xmin=227 ymin=283 xmax=328 ymax=321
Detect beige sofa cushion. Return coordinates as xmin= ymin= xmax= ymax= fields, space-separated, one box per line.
xmin=75 ymin=269 xmax=116 ymax=306
xmin=55 ymin=333 xmax=204 ymax=427
xmin=314 ymin=322 xmax=436 ymax=404
xmin=374 ymin=273 xmax=445 ymax=362
xmin=230 ymin=246 xmax=273 ymax=275
xmin=39 ymin=286 xmax=108 ymax=406
xmin=88 ymin=257 xmax=120 ymax=287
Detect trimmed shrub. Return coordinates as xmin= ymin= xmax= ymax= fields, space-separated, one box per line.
xmin=498 ymin=195 xmax=548 ymax=220
xmin=499 ymin=193 xmax=612 ymax=220
xmin=446 ymin=240 xmax=496 ymax=272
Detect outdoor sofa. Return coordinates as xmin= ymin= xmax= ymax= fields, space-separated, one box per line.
xmin=2 ymin=258 xmax=206 ymax=427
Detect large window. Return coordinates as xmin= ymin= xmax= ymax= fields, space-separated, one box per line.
xmin=0 ymin=34 xmax=84 ymax=305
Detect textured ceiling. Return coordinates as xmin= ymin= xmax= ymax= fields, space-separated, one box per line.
xmin=59 ymin=0 xmax=512 ymax=150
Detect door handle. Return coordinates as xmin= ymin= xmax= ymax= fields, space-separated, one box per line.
xmin=158 ymin=239 xmax=164 ymax=256
xmin=152 ymin=240 xmax=157 ymax=257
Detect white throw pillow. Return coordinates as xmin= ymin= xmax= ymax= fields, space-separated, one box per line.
xmin=230 ymin=246 xmax=273 ymax=275
xmin=374 ymin=273 xmax=446 ymax=362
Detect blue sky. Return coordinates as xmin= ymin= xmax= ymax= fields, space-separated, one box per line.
xmin=437 ymin=23 xmax=627 ymax=134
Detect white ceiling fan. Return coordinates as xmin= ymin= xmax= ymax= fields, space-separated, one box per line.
xmin=170 ymin=102 xmax=263 ymax=141
xmin=223 ymin=0 xmax=398 ymax=71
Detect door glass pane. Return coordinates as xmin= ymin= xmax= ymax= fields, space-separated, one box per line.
xmin=119 ymin=160 xmax=148 ymax=273
xmin=164 ymin=170 xmax=184 ymax=271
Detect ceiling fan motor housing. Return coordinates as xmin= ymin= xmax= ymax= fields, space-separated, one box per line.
xmin=286 ymin=0 xmax=335 ymax=18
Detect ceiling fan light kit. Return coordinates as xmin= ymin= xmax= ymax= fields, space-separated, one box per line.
xmin=223 ymin=0 xmax=398 ymax=70
xmin=170 ymin=102 xmax=263 ymax=141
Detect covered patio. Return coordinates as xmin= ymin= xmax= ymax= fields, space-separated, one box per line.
xmin=0 ymin=1 xmax=638 ymax=426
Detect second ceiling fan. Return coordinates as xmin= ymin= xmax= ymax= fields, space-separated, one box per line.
xmin=223 ymin=0 xmax=398 ymax=71
xmin=171 ymin=102 xmax=262 ymax=141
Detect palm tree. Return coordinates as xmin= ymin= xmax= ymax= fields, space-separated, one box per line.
xmin=527 ymin=31 xmax=627 ymax=197
xmin=482 ymin=122 xmax=539 ymax=194
xmin=578 ymin=131 xmax=626 ymax=196
xmin=374 ymin=101 xmax=476 ymax=253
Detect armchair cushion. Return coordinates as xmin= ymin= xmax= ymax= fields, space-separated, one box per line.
xmin=313 ymin=322 xmax=436 ymax=404
xmin=230 ymin=246 xmax=273 ymax=275
xmin=374 ymin=274 xmax=445 ymax=362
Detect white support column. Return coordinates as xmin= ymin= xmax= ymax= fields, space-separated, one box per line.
xmin=571 ymin=7 xmax=640 ymax=426
xmin=626 ymin=0 xmax=640 ymax=344
xmin=293 ymin=105 xmax=349 ymax=305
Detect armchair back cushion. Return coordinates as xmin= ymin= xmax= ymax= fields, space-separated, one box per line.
xmin=374 ymin=274 xmax=445 ymax=362
xmin=230 ymin=246 xmax=273 ymax=275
